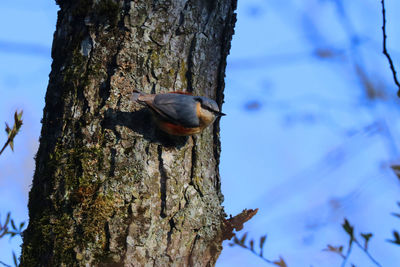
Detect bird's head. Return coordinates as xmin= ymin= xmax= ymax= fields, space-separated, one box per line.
xmin=195 ymin=96 xmax=226 ymax=117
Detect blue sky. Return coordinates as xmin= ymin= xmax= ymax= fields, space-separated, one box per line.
xmin=1 ymin=0 xmax=400 ymax=266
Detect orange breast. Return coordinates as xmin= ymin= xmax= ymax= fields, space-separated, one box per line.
xmin=157 ymin=121 xmax=202 ymax=136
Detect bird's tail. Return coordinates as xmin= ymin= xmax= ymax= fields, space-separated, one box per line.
xmin=131 ymin=89 xmax=155 ymax=104
xmin=131 ymin=89 xmax=147 ymax=102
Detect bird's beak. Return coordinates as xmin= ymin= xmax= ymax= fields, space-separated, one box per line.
xmin=217 ymin=111 xmax=226 ymax=116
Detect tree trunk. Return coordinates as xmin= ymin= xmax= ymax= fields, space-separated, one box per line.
xmin=21 ymin=0 xmax=237 ymax=266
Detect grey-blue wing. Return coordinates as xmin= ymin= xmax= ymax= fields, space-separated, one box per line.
xmin=152 ymin=94 xmax=200 ymax=127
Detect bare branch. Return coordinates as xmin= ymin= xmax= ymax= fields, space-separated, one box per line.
xmin=380 ymin=0 xmax=400 ymax=97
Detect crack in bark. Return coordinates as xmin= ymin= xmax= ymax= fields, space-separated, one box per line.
xmin=108 ymin=148 xmax=116 ymax=177
xmin=120 ymin=0 xmax=132 ymax=31
xmin=212 ymin=126 xmax=221 ymax=195
xmin=201 ymin=0 xmax=216 ymax=33
xmin=183 ymin=185 xmax=190 ymax=206
xmin=189 ymin=136 xmax=203 ymax=198
xmin=80 ymin=34 xmax=94 ymax=116
xmin=173 ymin=61 xmax=180 ymax=90
xmin=104 ymin=221 xmax=111 ymax=252
xmin=122 ymin=204 xmax=134 ymax=260
xmin=151 ymin=68 xmax=159 ymax=81
xmin=149 ymin=35 xmax=164 ymax=47
xmin=146 ymin=49 xmax=159 ymax=83
xmin=175 ymin=0 xmax=190 ymax=35
xmin=189 ymin=137 xmax=197 ymax=179
xmin=186 ymin=36 xmax=197 ymax=93
xmin=99 ymin=30 xmax=127 ymax=109
xmin=166 ymin=217 xmax=175 ymax=246
xmin=158 ymin=145 xmax=168 ymax=218
xmin=165 ymin=217 xmax=176 ymax=262
xmin=187 ymin=233 xmax=199 ymax=267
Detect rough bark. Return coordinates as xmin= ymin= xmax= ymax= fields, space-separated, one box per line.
xmin=21 ymin=0 xmax=237 ymax=266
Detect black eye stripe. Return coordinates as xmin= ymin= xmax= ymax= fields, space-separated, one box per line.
xmin=201 ymin=104 xmax=217 ymax=113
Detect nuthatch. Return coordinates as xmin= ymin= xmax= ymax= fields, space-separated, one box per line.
xmin=132 ymin=90 xmax=225 ymax=136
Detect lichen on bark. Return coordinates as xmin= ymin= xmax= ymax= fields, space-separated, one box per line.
xmin=21 ymin=0 xmax=238 ymax=266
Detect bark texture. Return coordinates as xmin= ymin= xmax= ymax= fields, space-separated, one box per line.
xmin=21 ymin=0 xmax=237 ymax=266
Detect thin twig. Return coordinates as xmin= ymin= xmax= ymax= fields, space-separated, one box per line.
xmin=0 ymin=140 xmax=10 ymax=155
xmin=354 ymin=240 xmax=382 ymax=267
xmin=237 ymin=243 xmax=287 ymax=266
xmin=341 ymin=238 xmax=353 ymax=267
xmin=0 ymin=261 xmax=11 ymax=267
xmin=230 ymin=234 xmax=287 ymax=266
xmin=246 ymin=246 xmax=275 ymax=265
xmin=381 ymin=0 xmax=400 ymax=97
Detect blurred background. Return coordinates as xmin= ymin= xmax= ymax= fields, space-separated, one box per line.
xmin=1 ymin=0 xmax=400 ymax=266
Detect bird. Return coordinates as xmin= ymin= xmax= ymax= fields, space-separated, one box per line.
xmin=132 ymin=90 xmax=225 ymax=136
